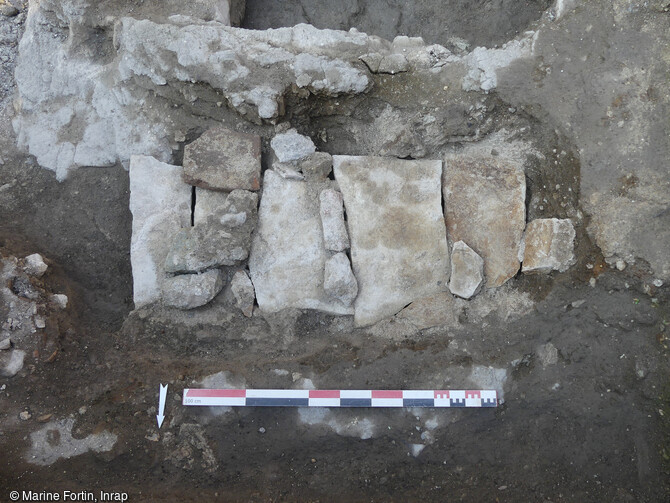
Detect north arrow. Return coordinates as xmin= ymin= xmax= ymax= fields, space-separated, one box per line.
xmin=157 ymin=383 xmax=168 ymax=428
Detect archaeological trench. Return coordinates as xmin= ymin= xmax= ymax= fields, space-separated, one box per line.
xmin=0 ymin=0 xmax=669 ymax=501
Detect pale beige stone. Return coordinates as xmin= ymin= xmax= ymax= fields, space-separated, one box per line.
xmin=522 ymin=218 xmax=576 ymax=273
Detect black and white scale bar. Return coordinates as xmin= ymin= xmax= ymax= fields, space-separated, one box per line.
xmin=182 ymin=389 xmax=498 ymax=408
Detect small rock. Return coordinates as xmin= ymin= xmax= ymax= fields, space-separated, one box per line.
xmin=230 ymin=270 xmax=255 ymax=317
xmin=522 ymin=218 xmax=576 ymax=273
xmin=0 ymin=338 xmax=10 ymax=350
xmin=270 ymin=129 xmax=316 ymax=163
xmin=34 ymin=316 xmax=46 ymax=329
xmin=300 ymin=152 xmax=333 ymax=181
xmin=11 ymin=276 xmax=39 ymax=300
xmin=19 ymin=411 xmax=31 ymax=421
xmin=448 ymin=241 xmax=484 ymax=299
xmin=571 ymin=299 xmax=586 ymax=308
xmin=319 ymin=189 xmax=349 ymax=252
xmin=258 ymin=427 xmax=266 ymax=434
xmin=24 ymin=253 xmax=48 ymax=277
xmin=0 ymin=349 xmax=26 ymax=377
xmin=37 ymin=414 xmax=53 ymax=423
xmin=323 ymin=253 xmax=358 ymax=306
xmin=653 ymin=279 xmax=664 ymax=288
xmin=183 ymin=127 xmax=262 ymax=191
xmin=589 ymin=277 xmax=597 ymax=288
xmin=537 ymin=342 xmax=558 ymax=367
xmin=0 ymin=4 xmax=19 ymax=16
xmin=378 ymin=53 xmax=410 ymax=74
xmin=616 ymin=259 xmax=626 ymax=271
xmin=145 ymin=433 xmax=159 ymax=442
xmin=51 ymin=294 xmax=68 ymax=310
xmin=162 ymin=270 xmax=224 ymax=310
xmin=273 ymin=163 xmax=305 ymax=181
xmin=359 ymin=53 xmax=384 ymax=73
xmin=78 ymin=406 xmax=88 ymax=415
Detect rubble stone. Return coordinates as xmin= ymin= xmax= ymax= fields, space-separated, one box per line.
xmin=443 ymin=154 xmax=525 ymax=287
xmin=299 ymin=152 xmax=333 ymax=181
xmin=183 ymin=128 xmax=261 ymax=192
xmin=129 ymin=155 xmax=191 ymax=307
xmin=162 ymin=270 xmax=223 ymax=310
xmin=249 ymin=170 xmax=354 ymax=315
xmin=50 ymin=294 xmax=68 ymax=310
xmin=333 ymin=155 xmax=449 ymax=327
xmin=271 ymin=130 xmax=316 ymax=163
xmin=319 ymin=189 xmax=349 ymax=252
xmin=449 ymin=241 xmax=485 ymax=299
xmin=230 ymin=270 xmax=255 ymax=317
xmin=323 ymin=253 xmax=358 ymax=306
xmin=24 ymin=254 xmax=48 ymax=278
xmin=0 ymin=349 xmax=25 ymax=377
xmin=522 ymin=218 xmax=576 ymax=273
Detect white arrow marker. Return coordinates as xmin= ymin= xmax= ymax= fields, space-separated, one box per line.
xmin=157 ymin=383 xmax=168 ymax=429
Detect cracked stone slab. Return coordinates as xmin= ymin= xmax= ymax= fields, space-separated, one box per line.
xmin=333 ymin=155 xmax=449 ymax=327
xmin=249 ymin=170 xmax=353 ymax=315
xmin=443 ymin=153 xmax=525 ymax=287
xmin=183 ymin=127 xmax=261 ymax=192
xmin=522 ymin=218 xmax=576 ymax=273
xmin=129 ymin=155 xmax=191 ymax=308
xmin=449 ymin=240 xmax=485 ymax=299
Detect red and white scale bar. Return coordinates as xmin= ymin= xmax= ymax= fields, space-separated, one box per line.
xmin=182 ymin=389 xmax=498 ymax=408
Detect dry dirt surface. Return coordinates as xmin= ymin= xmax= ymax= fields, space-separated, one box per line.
xmin=1 ymin=0 xmax=669 ymax=502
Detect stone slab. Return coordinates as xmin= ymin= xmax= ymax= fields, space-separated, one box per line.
xmin=183 ymin=127 xmax=261 ymax=192
xmin=129 ymin=155 xmax=192 ymax=308
xmin=449 ymin=240 xmax=485 ymax=299
xmin=162 ymin=269 xmax=224 ymax=310
xmin=443 ymin=154 xmax=525 ymax=287
xmin=319 ymin=189 xmax=349 ymax=252
xmin=522 ymin=218 xmax=576 ymax=273
xmin=333 ymin=155 xmax=449 ymax=327
xmin=248 ymin=170 xmax=354 ymax=315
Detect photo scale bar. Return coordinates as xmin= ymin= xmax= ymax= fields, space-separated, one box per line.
xmin=182 ymin=389 xmax=498 ymax=408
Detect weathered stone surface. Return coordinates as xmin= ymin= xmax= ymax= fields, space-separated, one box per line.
xmin=129 ymin=155 xmax=191 ymax=308
xmin=300 ymin=152 xmax=333 ymax=181
xmin=249 ymin=170 xmax=353 ymax=315
xmin=230 ymin=270 xmax=255 ymax=317
xmin=449 ymin=241 xmax=484 ymax=299
xmin=24 ymin=254 xmax=48 ymax=278
xmin=522 ymin=218 xmax=576 ymax=273
xmin=394 ymin=292 xmax=456 ymax=331
xmin=319 ymin=189 xmax=349 ymax=252
xmin=333 ymin=156 xmax=450 ymax=327
xmin=0 ymin=349 xmax=25 ymax=377
xmin=0 ymin=338 xmax=10 ymax=350
xmin=50 ymin=294 xmax=68 ymax=310
xmin=443 ymin=154 xmax=525 ymax=287
xmin=162 ymin=270 xmax=223 ymax=310
xmin=377 ymin=53 xmax=410 ymax=74
xmin=193 ymin=188 xmax=228 ymax=227
xmin=165 ymin=190 xmax=257 ymax=273
xmin=271 ymin=130 xmax=316 ymax=163
xmin=183 ymin=128 xmax=261 ymax=192
xmin=324 ymin=253 xmax=358 ymax=306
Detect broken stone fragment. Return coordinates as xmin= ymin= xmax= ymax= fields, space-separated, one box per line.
xmin=0 ymin=338 xmax=11 ymax=350
xmin=443 ymin=154 xmax=525 ymax=287
xmin=161 ymin=270 xmax=223 ymax=310
xmin=270 ymin=130 xmax=316 ymax=163
xmin=50 ymin=294 xmax=68 ymax=310
xmin=165 ymin=190 xmax=258 ymax=273
xmin=522 ymin=218 xmax=576 ymax=273
xmin=129 ymin=155 xmax=192 ymax=308
xmin=299 ymin=152 xmax=333 ymax=181
xmin=0 ymin=349 xmax=25 ymax=377
xmin=183 ymin=127 xmax=262 ymax=192
xmin=193 ymin=188 xmax=227 ymax=227
xmin=319 ymin=189 xmax=349 ymax=252
xmin=449 ymin=241 xmax=485 ymax=299
xmin=378 ymin=54 xmax=410 ymax=74
xmin=230 ymin=270 xmax=255 ymax=317
xmin=23 ymin=254 xmax=48 ymax=278
xmin=334 ymin=155 xmax=450 ymax=327
xmin=324 ymin=253 xmax=358 ymax=306
xmin=359 ymin=53 xmax=384 ymax=73
xmin=0 ymin=4 xmax=19 ymax=17
xmin=248 ymin=170 xmax=353 ymax=315
xmin=272 ymin=163 xmax=305 ymax=181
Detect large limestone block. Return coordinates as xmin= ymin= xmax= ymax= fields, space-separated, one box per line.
xmin=333 ymin=156 xmax=450 ymax=327
xmin=129 ymin=155 xmax=191 ymax=308
xmin=449 ymin=241 xmax=485 ymax=299
xmin=522 ymin=218 xmax=576 ymax=273
xmin=443 ymin=154 xmax=526 ymax=287
xmin=248 ymin=171 xmax=353 ymax=315
xmin=183 ymin=127 xmax=261 ymax=192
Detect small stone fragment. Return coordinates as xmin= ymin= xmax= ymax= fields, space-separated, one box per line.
xmin=324 ymin=253 xmax=358 ymax=306
xmin=0 ymin=349 xmax=25 ymax=377
xmin=449 ymin=241 xmax=484 ymax=299
xmin=183 ymin=127 xmax=262 ymax=191
xmin=51 ymin=294 xmax=68 ymax=310
xmin=0 ymin=4 xmax=19 ymax=16
xmin=299 ymin=152 xmax=333 ymax=181
xmin=537 ymin=342 xmax=559 ymax=367
xmin=0 ymin=338 xmax=11 ymax=350
xmin=230 ymin=270 xmax=255 ymax=317
xmin=378 ymin=54 xmax=410 ymax=74
xmin=522 ymin=218 xmax=576 ymax=273
xmin=24 ymin=254 xmax=48 ymax=277
xmin=34 ymin=316 xmax=46 ymax=329
xmin=270 ymin=129 xmax=316 ymax=163
xmin=319 ymin=189 xmax=349 ymax=252
xmin=19 ymin=411 xmax=31 ymax=421
xmin=165 ymin=191 xmax=258 ymax=273
xmin=360 ymin=53 xmax=383 ymax=73
xmin=273 ymin=163 xmax=305 ymax=180
xmin=11 ymin=276 xmax=39 ymax=300
xmin=162 ymin=270 xmax=224 ymax=310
